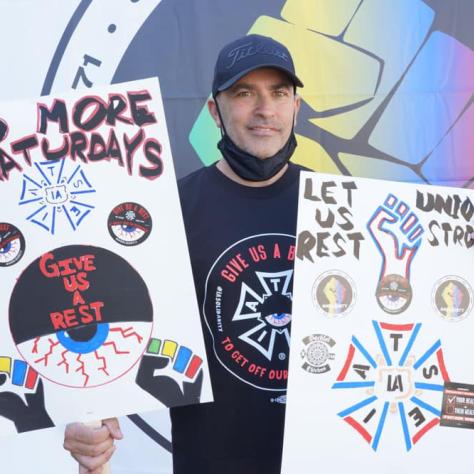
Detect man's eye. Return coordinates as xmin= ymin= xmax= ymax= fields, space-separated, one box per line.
xmin=236 ymin=90 xmax=252 ymax=97
xmin=274 ymin=89 xmax=289 ymax=97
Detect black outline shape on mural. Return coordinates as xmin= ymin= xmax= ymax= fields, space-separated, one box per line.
xmin=135 ymin=355 xmax=203 ymax=408
xmin=127 ymin=414 xmax=172 ymax=452
xmin=0 ymin=379 xmax=54 ymax=433
xmin=367 ymin=194 xmax=424 ymax=314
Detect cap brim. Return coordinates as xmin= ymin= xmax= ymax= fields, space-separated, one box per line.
xmin=216 ymin=63 xmax=304 ymax=93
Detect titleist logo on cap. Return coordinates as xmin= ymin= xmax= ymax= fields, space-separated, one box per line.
xmin=225 ymin=41 xmax=289 ymax=69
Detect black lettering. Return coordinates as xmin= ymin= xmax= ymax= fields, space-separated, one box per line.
xmin=427 ymin=220 xmax=440 ymax=246
xmin=128 ymin=91 xmax=156 ymax=127
xmin=342 ymin=181 xmax=357 ymax=207
xmin=11 ymin=135 xmax=39 ymax=166
xmin=441 ymin=222 xmax=452 ymax=246
xmin=408 ymin=407 xmax=426 ymax=427
xmin=387 ymin=374 xmax=403 ymax=392
xmin=37 ymin=100 xmax=69 ymax=134
xmin=347 ymin=232 xmax=364 ymax=259
xmin=363 ymin=408 xmax=376 ymax=424
xmin=353 ymin=364 xmax=370 ymax=380
xmin=105 ymin=129 xmax=124 ymax=167
xmin=303 ymin=178 xmax=321 ymax=201
xmin=390 ymin=333 xmax=403 ymax=351
xmin=123 ymin=129 xmax=144 ymax=175
xmin=41 ymin=136 xmax=69 ymax=161
xmin=321 ymin=181 xmax=336 ymax=204
xmin=297 ymin=230 xmax=316 ymax=262
xmin=460 ymin=198 xmax=474 ymax=222
xmin=337 ymin=207 xmax=353 ymax=231
xmin=466 ymin=225 xmax=474 ymax=248
xmin=88 ymin=133 xmax=107 ymax=161
xmin=315 ymin=208 xmax=335 ymax=228
xmin=139 ymin=139 xmax=163 ymax=179
xmin=73 ymin=96 xmax=107 ymax=131
xmin=106 ymin=94 xmax=133 ymax=126
xmin=316 ymin=232 xmax=330 ymax=257
xmin=69 ymin=131 xmax=88 ymax=162
xmin=422 ymin=365 xmax=439 ymax=379
xmin=333 ymin=233 xmax=346 ymax=257
xmin=0 ymin=118 xmax=8 ymax=141
xmin=0 ymin=148 xmax=22 ymax=181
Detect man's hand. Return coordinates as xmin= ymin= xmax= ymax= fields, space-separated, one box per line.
xmin=63 ymin=418 xmax=123 ymax=474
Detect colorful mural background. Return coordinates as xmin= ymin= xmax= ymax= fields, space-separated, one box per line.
xmin=0 ymin=1 xmax=472 ymax=472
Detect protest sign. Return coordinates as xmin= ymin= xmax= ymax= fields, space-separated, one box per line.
xmin=283 ymin=172 xmax=474 ymax=473
xmin=0 ymin=78 xmax=212 ymax=436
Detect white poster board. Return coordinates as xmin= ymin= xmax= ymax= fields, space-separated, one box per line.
xmin=0 ymin=78 xmax=212 ymax=437
xmin=283 ymin=171 xmax=474 ymax=473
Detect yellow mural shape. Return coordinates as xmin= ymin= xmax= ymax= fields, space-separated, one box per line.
xmin=281 ymin=0 xmax=360 ymax=37
xmin=292 ymin=134 xmax=340 ymax=174
xmin=162 ymin=340 xmax=178 ymax=359
xmin=250 ymin=16 xmax=380 ymax=113
xmin=0 ymin=357 xmax=12 ymax=374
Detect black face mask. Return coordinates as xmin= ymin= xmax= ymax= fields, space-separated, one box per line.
xmin=217 ymin=131 xmax=297 ymax=182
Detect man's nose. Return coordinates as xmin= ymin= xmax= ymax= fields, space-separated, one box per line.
xmin=254 ymin=94 xmax=275 ymax=118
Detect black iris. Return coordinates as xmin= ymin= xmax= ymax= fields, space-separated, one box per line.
xmin=66 ymin=324 xmax=98 ymax=342
xmin=259 ymin=293 xmax=291 ymax=316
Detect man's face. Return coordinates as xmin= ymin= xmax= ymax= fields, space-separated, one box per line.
xmin=209 ymin=67 xmax=301 ymax=159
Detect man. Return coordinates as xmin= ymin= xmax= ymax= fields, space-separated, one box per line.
xmin=64 ymin=34 xmax=304 ymax=474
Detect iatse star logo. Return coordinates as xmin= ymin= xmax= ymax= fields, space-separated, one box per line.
xmin=232 ymin=270 xmax=292 ymax=361
xmin=204 ymin=234 xmax=295 ymax=392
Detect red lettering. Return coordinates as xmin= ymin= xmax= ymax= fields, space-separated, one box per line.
xmin=64 ymin=308 xmax=78 ymax=328
xmin=50 ymin=311 xmax=66 ymax=330
xmin=89 ymin=301 xmax=104 ymax=322
xmin=63 ymin=272 xmax=90 ymax=292
xmin=221 ymin=269 xmax=236 ymax=282
xmin=72 ymin=290 xmax=85 ymax=306
xmin=39 ymin=252 xmax=60 ymax=278
xmin=287 ymin=245 xmax=295 ymax=261
xmin=273 ymin=243 xmax=281 ymax=259
xmin=78 ymin=304 xmax=94 ymax=324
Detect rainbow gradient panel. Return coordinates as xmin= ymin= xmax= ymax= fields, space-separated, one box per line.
xmin=190 ymin=0 xmax=474 ymax=188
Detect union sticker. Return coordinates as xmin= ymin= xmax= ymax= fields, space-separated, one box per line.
xmin=312 ymin=270 xmax=355 ymax=318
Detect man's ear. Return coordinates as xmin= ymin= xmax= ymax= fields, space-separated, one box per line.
xmin=207 ymin=99 xmax=222 ymax=128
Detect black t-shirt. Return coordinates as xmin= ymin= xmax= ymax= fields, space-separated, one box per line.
xmin=171 ymin=163 xmax=302 ymax=474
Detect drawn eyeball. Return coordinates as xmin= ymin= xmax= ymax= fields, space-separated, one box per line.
xmin=108 ymin=202 xmax=152 ymax=246
xmin=9 ymin=245 xmax=153 ymax=388
xmin=265 ymin=312 xmax=292 ymax=327
xmin=376 ymin=274 xmax=412 ymax=315
xmin=0 ymin=223 xmax=25 ymax=267
xmin=110 ymin=223 xmax=146 ymax=243
xmin=260 ymin=293 xmax=292 ymax=328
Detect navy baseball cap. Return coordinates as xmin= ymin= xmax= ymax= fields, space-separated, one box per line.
xmin=212 ymin=34 xmax=304 ymax=97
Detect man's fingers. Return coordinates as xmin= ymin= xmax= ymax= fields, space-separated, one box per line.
xmin=73 ymin=445 xmax=115 ymax=472
xmin=102 ymin=417 xmax=123 ymax=440
xmin=64 ymin=422 xmax=111 ymax=446
xmin=65 ymin=436 xmax=114 ymax=457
